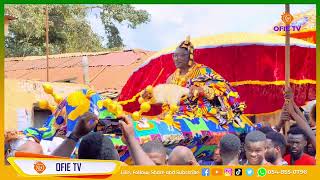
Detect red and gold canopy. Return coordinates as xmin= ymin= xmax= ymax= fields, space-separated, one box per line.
xmin=119 ymin=33 xmax=316 ymax=115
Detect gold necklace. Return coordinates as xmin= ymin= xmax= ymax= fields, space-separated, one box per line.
xmin=173 ymin=64 xmax=200 ymax=86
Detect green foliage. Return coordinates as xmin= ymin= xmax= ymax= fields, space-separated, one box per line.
xmin=5 ymin=5 xmax=150 ymax=57
xmin=99 ymin=4 xmax=150 ymax=48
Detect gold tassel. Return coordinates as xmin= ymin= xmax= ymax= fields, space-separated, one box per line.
xmin=186 ymin=35 xmax=190 ymax=43
xmin=190 ymin=54 xmax=194 ymax=60
xmin=38 ymin=100 xmax=49 ymax=109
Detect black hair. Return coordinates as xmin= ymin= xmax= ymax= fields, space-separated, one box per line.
xmin=78 ymin=132 xmax=119 ymax=160
xmin=219 ymin=134 xmax=241 ymax=160
xmin=287 ymin=125 xmax=308 ymax=140
xmin=245 ymin=131 xmax=267 ymax=144
xmin=266 ymin=131 xmax=287 ymax=156
xmin=257 ymin=126 xmax=275 ymax=134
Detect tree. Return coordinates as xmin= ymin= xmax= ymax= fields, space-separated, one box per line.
xmin=97 ymin=4 xmax=150 ymax=48
xmin=5 ymin=5 xmax=150 ymax=57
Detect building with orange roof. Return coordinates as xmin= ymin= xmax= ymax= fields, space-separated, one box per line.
xmin=5 ymin=49 xmax=154 ymax=131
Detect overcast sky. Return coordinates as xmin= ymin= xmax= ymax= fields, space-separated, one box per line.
xmin=87 ymin=4 xmax=315 ymax=51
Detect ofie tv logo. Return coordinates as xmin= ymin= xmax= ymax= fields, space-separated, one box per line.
xmin=34 ymin=161 xmax=46 ymax=174
xmin=273 ymin=12 xmax=302 ymax=32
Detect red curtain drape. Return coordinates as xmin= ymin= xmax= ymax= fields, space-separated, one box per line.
xmin=119 ymin=45 xmax=316 ymax=115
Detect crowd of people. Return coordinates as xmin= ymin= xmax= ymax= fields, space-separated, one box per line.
xmin=4 ymin=37 xmax=316 ymax=166
xmin=4 ymin=87 xmax=316 ymax=166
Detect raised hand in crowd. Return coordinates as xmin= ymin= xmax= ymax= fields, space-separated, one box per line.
xmin=275 ymin=104 xmax=290 ymax=132
xmin=284 ymin=87 xmax=316 ymax=151
xmin=51 ymin=112 xmax=98 ymax=157
xmin=72 ymin=112 xmax=98 ymax=138
xmin=119 ymin=116 xmax=156 ymax=165
xmin=275 ymin=87 xmax=294 ymax=132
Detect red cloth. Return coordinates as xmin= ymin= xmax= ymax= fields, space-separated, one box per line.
xmin=291 ymin=31 xmax=316 ymax=44
xmin=284 ymin=153 xmax=316 ymax=165
xmin=15 ymin=152 xmax=67 ymax=158
xmin=119 ymin=45 xmax=316 ymax=115
xmin=236 ymin=83 xmax=315 ymax=114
